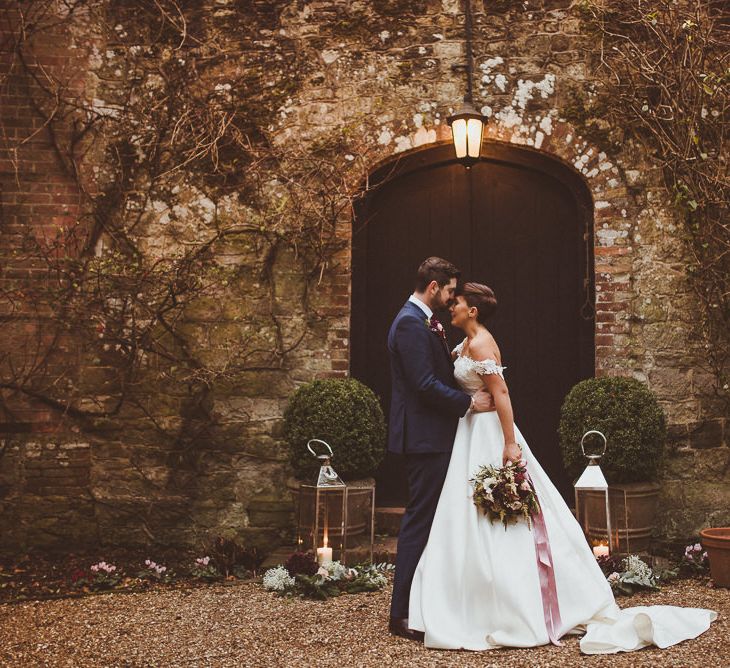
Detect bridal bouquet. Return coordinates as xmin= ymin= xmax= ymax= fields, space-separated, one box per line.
xmin=470 ymin=459 xmax=541 ymax=529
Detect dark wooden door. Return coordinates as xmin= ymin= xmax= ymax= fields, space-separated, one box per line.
xmin=351 ymin=143 xmax=594 ymax=505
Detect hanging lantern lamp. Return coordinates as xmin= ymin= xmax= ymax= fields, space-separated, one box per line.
xmin=447 ymin=0 xmax=486 ymax=167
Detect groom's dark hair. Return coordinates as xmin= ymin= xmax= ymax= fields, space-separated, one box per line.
xmin=415 ymin=257 xmax=461 ymax=291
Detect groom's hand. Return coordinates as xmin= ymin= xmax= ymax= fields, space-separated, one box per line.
xmin=471 ymin=390 xmax=496 ymax=412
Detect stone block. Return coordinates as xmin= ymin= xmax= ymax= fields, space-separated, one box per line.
xmin=689 ymin=420 xmax=723 ymax=449
xmin=665 ymin=423 xmax=689 ymax=448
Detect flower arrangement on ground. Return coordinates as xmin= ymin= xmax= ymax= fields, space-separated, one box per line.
xmin=680 ymin=543 xmax=710 ymax=577
xmin=470 ymin=459 xmax=541 ymax=528
xmin=139 ymin=559 xmax=174 ymax=583
xmin=190 ymin=556 xmax=222 ymax=581
xmin=262 ymin=557 xmax=394 ymax=600
xmin=603 ymin=554 xmax=676 ymax=596
xmin=72 ymin=561 xmax=121 ymax=590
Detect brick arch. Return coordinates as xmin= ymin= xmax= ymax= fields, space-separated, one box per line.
xmin=361 ymin=118 xmax=629 ymax=378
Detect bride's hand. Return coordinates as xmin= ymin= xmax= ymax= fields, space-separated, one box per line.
xmin=502 ymin=442 xmax=522 ymax=465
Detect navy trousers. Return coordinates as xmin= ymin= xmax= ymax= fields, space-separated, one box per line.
xmin=390 ymin=452 xmax=452 ymax=620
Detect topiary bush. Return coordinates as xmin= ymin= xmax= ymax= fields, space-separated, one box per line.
xmin=559 ymin=377 xmax=667 ymax=484
xmin=283 ymin=378 xmax=386 ymax=481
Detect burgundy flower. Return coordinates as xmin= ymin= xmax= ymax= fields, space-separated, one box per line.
xmin=427 ymin=316 xmax=447 ymax=341
xmin=70 ymin=569 xmax=87 ymax=583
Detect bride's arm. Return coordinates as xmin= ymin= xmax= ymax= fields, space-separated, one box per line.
xmin=479 ymin=373 xmax=520 ymax=463
xmin=470 ymin=342 xmax=520 ymax=464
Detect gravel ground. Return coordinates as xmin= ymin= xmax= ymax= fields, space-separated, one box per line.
xmin=0 ymin=578 xmax=726 ymax=668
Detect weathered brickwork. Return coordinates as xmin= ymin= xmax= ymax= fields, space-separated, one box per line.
xmin=0 ymin=0 xmax=726 ymax=554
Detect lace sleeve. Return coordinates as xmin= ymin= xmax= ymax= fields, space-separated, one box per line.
xmin=472 ymin=359 xmax=506 ymax=378
xmin=452 ymin=340 xmax=465 ymax=356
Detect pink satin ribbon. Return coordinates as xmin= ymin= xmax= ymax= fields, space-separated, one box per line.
xmin=527 ymin=472 xmax=564 ymax=646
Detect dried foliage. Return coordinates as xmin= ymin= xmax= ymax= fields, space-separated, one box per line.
xmin=581 ymin=0 xmax=729 ymax=399
xmin=0 ymin=1 xmax=369 ymax=438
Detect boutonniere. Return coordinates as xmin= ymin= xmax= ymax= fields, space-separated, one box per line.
xmin=426 ymin=316 xmax=447 ymax=341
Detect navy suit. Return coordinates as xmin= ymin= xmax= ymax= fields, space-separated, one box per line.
xmin=387 ymin=300 xmax=471 ymax=621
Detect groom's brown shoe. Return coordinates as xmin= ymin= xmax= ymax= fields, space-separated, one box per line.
xmin=388 ymin=618 xmax=425 ymax=642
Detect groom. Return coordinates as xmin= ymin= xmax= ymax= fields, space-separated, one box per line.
xmin=387 ymin=257 xmax=494 ymax=640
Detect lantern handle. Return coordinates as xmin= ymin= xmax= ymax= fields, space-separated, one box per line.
xmin=307 ymin=438 xmax=333 ymax=459
xmin=580 ymin=430 xmax=607 ymax=458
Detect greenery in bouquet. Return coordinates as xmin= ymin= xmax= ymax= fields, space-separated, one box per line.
xmin=262 ymin=558 xmax=394 ymax=600
xmin=470 ymin=459 xmax=541 ymax=529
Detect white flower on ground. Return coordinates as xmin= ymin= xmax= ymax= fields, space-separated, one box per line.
xmin=325 ymin=561 xmax=348 ymax=581
xmin=608 ymin=572 xmax=620 ymax=584
xmin=263 ymin=566 xmax=295 ymax=592
xmin=623 ymin=555 xmax=655 ymax=587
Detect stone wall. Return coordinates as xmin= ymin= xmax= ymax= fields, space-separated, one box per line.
xmin=0 ymin=0 xmax=726 ymax=555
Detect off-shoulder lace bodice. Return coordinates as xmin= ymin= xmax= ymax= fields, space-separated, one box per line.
xmin=452 ymin=339 xmax=505 ymax=395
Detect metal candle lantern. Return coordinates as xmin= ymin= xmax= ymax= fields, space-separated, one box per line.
xmin=574 ymin=430 xmax=620 ymax=556
xmin=296 ymin=439 xmax=375 ymax=566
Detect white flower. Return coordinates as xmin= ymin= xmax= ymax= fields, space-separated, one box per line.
xmin=607 ymin=572 xmax=621 ymax=584
xmin=623 ymin=555 xmax=655 ymax=587
xmin=366 ymin=571 xmax=388 ymax=587
xmin=325 ymin=561 xmax=348 ymax=581
xmin=694 ymin=543 xmax=702 ymax=551
xmin=263 ymin=566 xmax=295 ymax=592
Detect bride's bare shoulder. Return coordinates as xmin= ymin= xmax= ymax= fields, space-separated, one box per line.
xmin=469 ymin=331 xmax=501 ymax=363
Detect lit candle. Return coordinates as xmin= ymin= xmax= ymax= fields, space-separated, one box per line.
xmin=593 ymin=544 xmax=609 ymax=558
xmin=317 ymin=531 xmax=333 ymax=565
xmin=317 ymin=545 xmax=333 ymax=565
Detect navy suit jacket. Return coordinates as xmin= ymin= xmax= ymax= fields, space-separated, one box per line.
xmin=387 ymin=300 xmax=472 ymax=454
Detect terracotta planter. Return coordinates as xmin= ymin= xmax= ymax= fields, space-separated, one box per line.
xmin=700 ymin=527 xmax=730 ymax=588
xmin=583 ymin=482 xmax=661 ymax=553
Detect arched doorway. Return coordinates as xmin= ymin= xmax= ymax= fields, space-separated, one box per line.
xmin=351 ymin=141 xmax=595 ymax=505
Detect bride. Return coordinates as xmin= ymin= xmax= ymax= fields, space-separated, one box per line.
xmin=407 ymin=282 xmax=717 ymax=654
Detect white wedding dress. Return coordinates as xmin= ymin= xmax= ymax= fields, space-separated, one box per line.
xmin=408 ymin=342 xmax=717 ymax=653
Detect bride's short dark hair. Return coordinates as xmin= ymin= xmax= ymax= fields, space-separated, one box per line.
xmin=456 ymin=282 xmax=497 ymax=325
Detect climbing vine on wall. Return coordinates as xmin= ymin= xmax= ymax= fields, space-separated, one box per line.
xmin=580 ymin=0 xmax=729 ymax=399
xmin=0 ymin=0 xmax=370 ymax=453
